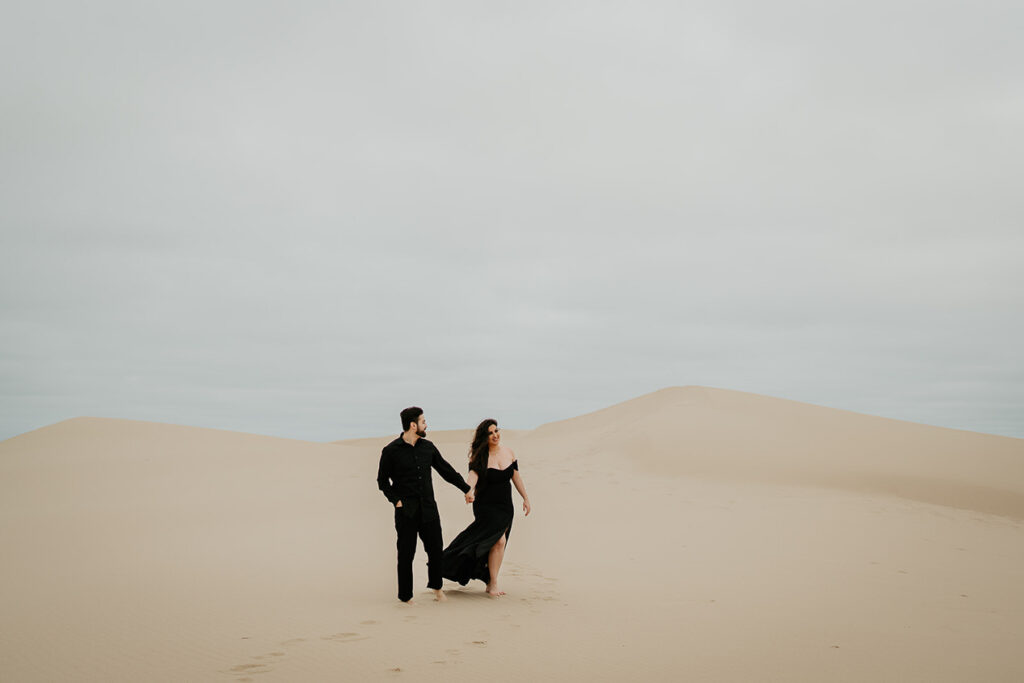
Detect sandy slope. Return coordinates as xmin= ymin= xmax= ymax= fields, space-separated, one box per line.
xmin=529 ymin=387 xmax=1024 ymax=518
xmin=1 ymin=387 xmax=1022 ymax=682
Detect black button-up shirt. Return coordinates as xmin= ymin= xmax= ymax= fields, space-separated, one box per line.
xmin=377 ymin=436 xmax=470 ymax=520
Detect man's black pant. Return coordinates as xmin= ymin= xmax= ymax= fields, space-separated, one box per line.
xmin=394 ymin=505 xmax=444 ymax=602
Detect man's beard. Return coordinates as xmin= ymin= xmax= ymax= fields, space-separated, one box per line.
xmin=417 ymin=428 xmax=426 ymax=438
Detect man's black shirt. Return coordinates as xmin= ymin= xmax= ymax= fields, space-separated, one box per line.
xmin=377 ymin=435 xmax=470 ymax=521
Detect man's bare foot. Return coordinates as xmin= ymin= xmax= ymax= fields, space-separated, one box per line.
xmin=400 ymin=599 xmax=417 ymax=606
xmin=433 ymin=589 xmax=447 ymax=602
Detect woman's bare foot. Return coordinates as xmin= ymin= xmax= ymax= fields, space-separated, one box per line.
xmin=485 ymin=584 xmax=505 ymax=597
xmin=433 ymin=589 xmax=447 ymax=602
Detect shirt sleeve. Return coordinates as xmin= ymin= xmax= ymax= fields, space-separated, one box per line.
xmin=377 ymin=447 xmax=398 ymax=503
xmin=431 ymin=445 xmax=471 ymax=493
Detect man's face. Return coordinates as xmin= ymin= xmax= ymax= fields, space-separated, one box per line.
xmin=415 ymin=415 xmax=427 ymax=438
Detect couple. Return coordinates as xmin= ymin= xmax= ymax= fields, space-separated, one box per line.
xmin=376 ymin=406 xmax=531 ymax=604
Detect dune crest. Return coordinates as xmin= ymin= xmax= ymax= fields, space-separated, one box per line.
xmin=528 ymin=386 xmax=1024 ymax=518
xmin=326 ymin=386 xmax=1024 ymax=518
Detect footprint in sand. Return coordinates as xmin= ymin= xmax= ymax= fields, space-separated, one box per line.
xmin=230 ymin=663 xmax=272 ymax=675
xmin=361 ymin=620 xmax=379 ymax=625
xmin=322 ymin=632 xmax=369 ymax=643
xmin=280 ymin=638 xmax=306 ymax=646
xmin=470 ymin=640 xmax=487 ymax=646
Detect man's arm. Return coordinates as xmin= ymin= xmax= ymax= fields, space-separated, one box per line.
xmin=377 ymin=447 xmax=399 ymax=504
xmin=431 ymin=445 xmax=471 ymax=493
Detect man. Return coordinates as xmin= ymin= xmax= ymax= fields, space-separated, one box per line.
xmin=377 ymin=406 xmax=471 ymax=604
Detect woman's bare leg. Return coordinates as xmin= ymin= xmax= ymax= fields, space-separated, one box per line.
xmin=486 ymin=533 xmax=508 ymax=596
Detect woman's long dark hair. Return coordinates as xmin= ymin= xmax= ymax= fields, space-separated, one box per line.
xmin=468 ymin=419 xmax=498 ymax=482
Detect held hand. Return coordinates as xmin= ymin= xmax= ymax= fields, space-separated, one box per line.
xmin=395 ymin=500 xmax=403 ymax=508
xmin=523 ymin=499 xmax=531 ymax=516
xmin=465 ymin=492 xmax=475 ymax=504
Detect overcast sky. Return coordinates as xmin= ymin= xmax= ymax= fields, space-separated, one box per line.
xmin=2 ymin=1 xmax=1022 ymax=443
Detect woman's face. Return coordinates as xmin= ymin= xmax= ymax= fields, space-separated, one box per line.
xmin=487 ymin=424 xmax=500 ymax=446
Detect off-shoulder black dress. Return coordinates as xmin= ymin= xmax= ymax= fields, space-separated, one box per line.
xmin=442 ymin=460 xmax=518 ymax=585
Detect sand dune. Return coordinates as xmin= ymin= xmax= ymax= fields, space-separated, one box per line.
xmin=529 ymin=386 xmax=1024 ymax=518
xmin=2 ymin=388 xmax=1022 ymax=681
xmin=333 ymin=428 xmax=529 ymax=453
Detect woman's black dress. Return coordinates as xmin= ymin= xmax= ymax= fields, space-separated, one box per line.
xmin=442 ymin=460 xmax=517 ymax=586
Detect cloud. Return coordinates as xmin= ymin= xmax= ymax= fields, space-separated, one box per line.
xmin=2 ymin=1 xmax=1022 ymax=441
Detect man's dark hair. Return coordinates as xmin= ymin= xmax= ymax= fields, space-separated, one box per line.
xmin=400 ymin=406 xmax=423 ymax=432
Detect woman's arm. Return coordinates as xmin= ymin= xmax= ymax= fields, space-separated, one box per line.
xmin=465 ymin=470 xmax=478 ymax=503
xmin=512 ymin=470 xmax=531 ymax=516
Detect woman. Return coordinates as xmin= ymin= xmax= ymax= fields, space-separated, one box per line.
xmin=442 ymin=419 xmax=531 ymax=596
